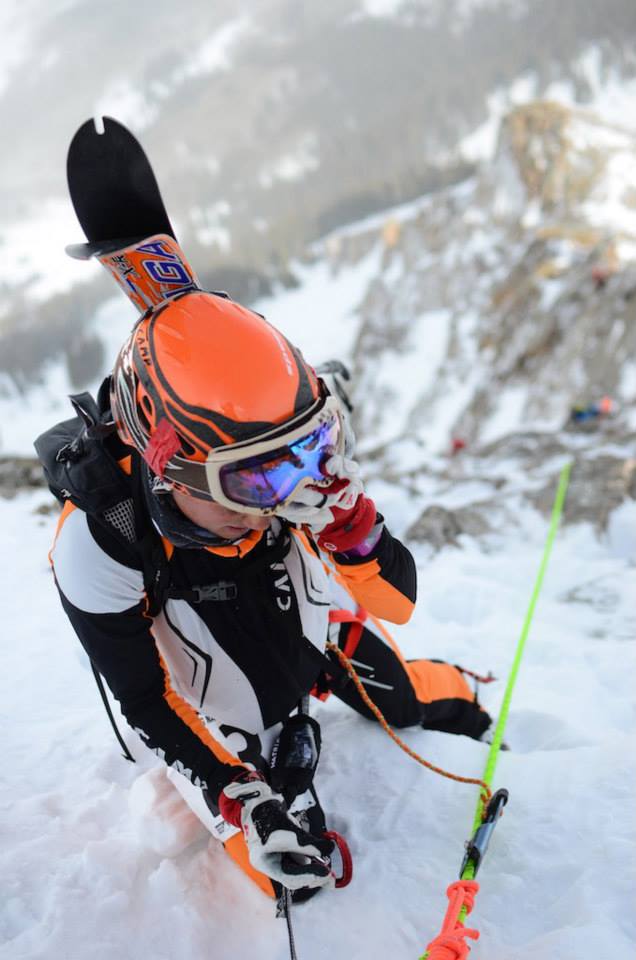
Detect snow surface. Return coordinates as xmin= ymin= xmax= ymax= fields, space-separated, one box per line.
xmin=257 ymin=245 xmax=385 ymax=370
xmin=2 ymin=481 xmax=635 ymax=959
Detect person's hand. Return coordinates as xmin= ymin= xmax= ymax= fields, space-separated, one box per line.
xmin=279 ymin=454 xmax=377 ymax=553
xmin=218 ymin=771 xmax=335 ymax=890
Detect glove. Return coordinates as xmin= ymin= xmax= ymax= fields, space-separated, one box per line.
xmin=279 ymin=454 xmax=378 ymax=553
xmin=218 ymin=771 xmax=335 ymax=891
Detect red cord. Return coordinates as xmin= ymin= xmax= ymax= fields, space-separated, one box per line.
xmin=455 ymin=665 xmax=497 ymax=684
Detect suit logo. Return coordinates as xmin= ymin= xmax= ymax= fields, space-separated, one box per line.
xmin=271 ymin=561 xmax=292 ymax=612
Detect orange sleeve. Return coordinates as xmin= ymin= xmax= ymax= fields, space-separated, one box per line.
xmin=328 ymin=522 xmax=417 ymax=624
xmin=332 ymin=554 xmax=415 ymax=624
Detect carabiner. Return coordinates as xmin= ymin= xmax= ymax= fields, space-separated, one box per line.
xmin=460 ymin=788 xmax=509 ymax=877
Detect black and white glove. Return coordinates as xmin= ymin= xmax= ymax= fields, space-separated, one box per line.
xmin=278 ymin=454 xmax=362 ymax=526
xmin=218 ymin=771 xmax=335 ymax=890
xmin=277 ymin=454 xmax=378 ymax=553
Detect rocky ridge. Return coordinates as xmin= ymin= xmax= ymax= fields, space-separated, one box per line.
xmin=310 ymin=100 xmax=636 ymax=547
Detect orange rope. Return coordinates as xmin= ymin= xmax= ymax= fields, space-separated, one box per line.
xmin=326 ymin=643 xmax=492 ymax=806
xmin=423 ymin=880 xmax=480 ymax=959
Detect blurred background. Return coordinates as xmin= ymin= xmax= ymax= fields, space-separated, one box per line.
xmin=1 ymin=0 xmax=636 ymax=540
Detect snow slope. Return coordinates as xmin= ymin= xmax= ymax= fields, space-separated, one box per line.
xmin=2 ymin=483 xmax=635 ymax=959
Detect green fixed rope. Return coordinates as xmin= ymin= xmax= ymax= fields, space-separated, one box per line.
xmin=421 ymin=462 xmax=572 ymax=957
xmin=463 ymin=460 xmax=572 ymax=857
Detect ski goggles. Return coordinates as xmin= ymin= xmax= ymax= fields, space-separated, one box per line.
xmin=163 ymin=394 xmax=344 ymax=515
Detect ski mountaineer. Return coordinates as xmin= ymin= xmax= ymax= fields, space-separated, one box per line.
xmin=48 ymin=290 xmax=492 ymax=901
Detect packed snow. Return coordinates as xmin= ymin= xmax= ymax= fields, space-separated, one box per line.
xmin=2 ymin=474 xmax=635 ymax=959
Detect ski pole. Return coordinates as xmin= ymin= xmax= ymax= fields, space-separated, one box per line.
xmin=278 ymin=888 xmax=299 ymax=960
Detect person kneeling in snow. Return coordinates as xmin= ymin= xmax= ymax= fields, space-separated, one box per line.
xmin=48 ymin=291 xmax=491 ymax=900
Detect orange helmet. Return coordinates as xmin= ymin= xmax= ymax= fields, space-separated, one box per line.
xmin=111 ymin=291 xmax=342 ymax=513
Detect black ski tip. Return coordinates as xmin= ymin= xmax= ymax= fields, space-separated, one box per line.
xmin=65 ymin=242 xmax=94 ymax=261
xmin=67 ymin=116 xmax=176 ymax=244
xmin=65 ymin=237 xmax=147 ymax=261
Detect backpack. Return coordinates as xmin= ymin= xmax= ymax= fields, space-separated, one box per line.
xmin=34 ymin=373 xmax=351 ymax=760
xmin=34 ymin=377 xmax=171 ymax=613
xmin=34 ymin=377 xmax=174 ymax=760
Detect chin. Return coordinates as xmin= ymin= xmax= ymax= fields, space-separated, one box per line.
xmin=221 ymin=526 xmax=250 ymax=538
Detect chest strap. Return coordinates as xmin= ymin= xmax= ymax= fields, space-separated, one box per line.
xmin=166 ymin=581 xmax=238 ymax=603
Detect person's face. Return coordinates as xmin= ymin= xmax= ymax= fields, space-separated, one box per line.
xmin=171 ymin=489 xmax=271 ymax=539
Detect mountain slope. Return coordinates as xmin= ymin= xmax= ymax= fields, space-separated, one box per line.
xmin=1 ymin=2 xmax=636 ymax=309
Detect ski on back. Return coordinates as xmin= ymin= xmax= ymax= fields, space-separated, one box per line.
xmin=66 ymin=116 xmax=200 ymax=313
xmin=67 ymin=116 xmax=175 ymax=243
xmin=66 ymin=232 xmax=200 ymax=314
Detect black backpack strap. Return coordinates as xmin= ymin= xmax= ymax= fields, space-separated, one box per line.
xmin=134 ymin=530 xmax=171 ymax=616
xmin=90 ymin=661 xmax=135 ymax=762
xmin=126 ymin=454 xmax=173 ymax=616
xmin=166 ymin=581 xmax=238 ymax=603
xmin=69 ymin=391 xmax=101 ymax=428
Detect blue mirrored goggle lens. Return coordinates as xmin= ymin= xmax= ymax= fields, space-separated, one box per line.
xmin=219 ymin=417 xmax=340 ymax=508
